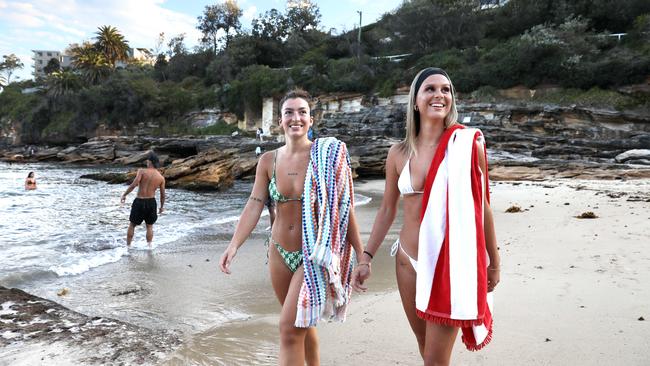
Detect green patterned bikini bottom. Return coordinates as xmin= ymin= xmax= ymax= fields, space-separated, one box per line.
xmin=271 ymin=239 xmax=303 ymax=273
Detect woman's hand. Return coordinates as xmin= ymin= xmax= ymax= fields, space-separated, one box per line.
xmin=487 ymin=266 xmax=500 ymax=292
xmin=219 ymin=245 xmax=238 ymax=274
xmin=351 ymin=263 xmax=371 ymax=292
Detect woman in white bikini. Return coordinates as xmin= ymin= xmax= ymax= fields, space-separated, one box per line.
xmin=352 ymin=68 xmax=500 ymax=365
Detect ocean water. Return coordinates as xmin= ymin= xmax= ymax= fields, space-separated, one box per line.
xmin=0 ymin=162 xmax=260 ymax=288
xmin=0 ymin=161 xmax=371 ymax=291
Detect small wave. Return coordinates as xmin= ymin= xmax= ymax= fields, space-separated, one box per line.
xmin=0 ymin=269 xmax=58 ymax=288
xmin=354 ymin=194 xmax=372 ymax=207
xmin=214 ymin=215 xmax=241 ymax=225
xmin=49 ymin=247 xmax=128 ymax=276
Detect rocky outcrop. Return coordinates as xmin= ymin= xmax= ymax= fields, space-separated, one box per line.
xmin=164 ymin=148 xmax=258 ymax=191
xmin=0 ymin=286 xmax=180 ymax=365
xmin=316 ymin=99 xmax=650 ymax=167
xmin=2 ymin=98 xmax=650 ymax=188
xmin=79 ymin=148 xmax=261 ymax=191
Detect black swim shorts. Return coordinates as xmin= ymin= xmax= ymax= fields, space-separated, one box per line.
xmin=129 ymin=198 xmax=158 ymax=225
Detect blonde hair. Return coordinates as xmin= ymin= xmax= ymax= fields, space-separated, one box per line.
xmin=400 ymin=68 xmax=458 ymax=157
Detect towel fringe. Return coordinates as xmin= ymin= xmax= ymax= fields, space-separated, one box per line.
xmin=463 ymin=326 xmax=493 ymax=351
xmin=416 ymin=310 xmax=484 ymax=328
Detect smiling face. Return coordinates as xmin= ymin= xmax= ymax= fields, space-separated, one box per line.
xmin=279 ymin=97 xmax=313 ymax=139
xmin=415 ymin=74 xmax=453 ymax=122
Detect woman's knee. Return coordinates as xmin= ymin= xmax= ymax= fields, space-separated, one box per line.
xmin=423 ymin=352 xmax=452 ymax=366
xmin=279 ymin=320 xmax=305 ymax=345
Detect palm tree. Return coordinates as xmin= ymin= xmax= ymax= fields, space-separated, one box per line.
xmin=94 ymin=25 xmax=130 ymax=69
xmin=46 ymin=70 xmax=81 ymax=98
xmin=70 ymin=42 xmax=110 ymax=84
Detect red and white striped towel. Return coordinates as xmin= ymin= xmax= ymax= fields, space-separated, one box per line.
xmin=417 ymin=125 xmax=493 ymax=351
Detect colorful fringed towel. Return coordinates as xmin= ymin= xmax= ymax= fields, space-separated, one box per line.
xmin=417 ymin=125 xmax=494 ymax=351
xmin=295 ymin=137 xmax=355 ymax=328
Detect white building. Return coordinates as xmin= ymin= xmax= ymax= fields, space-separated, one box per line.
xmin=31 ymin=50 xmax=61 ymax=78
xmin=32 ymin=45 xmax=154 ymax=77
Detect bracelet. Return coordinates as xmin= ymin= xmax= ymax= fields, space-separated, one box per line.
xmin=488 ymin=267 xmax=500 ymax=271
xmin=357 ymin=262 xmax=371 ymax=267
xmin=363 ymin=250 xmax=374 ymax=259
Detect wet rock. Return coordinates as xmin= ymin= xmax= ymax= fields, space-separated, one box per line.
xmin=114 ymin=150 xmax=155 ymax=166
xmin=576 ymin=211 xmax=598 ymax=219
xmin=80 ymin=172 xmax=132 ymax=184
xmin=506 ymin=205 xmax=522 ymax=213
xmin=0 ymin=286 xmax=180 ymax=364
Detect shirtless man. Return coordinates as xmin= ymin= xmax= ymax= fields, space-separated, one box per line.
xmin=120 ymin=153 xmax=166 ymax=247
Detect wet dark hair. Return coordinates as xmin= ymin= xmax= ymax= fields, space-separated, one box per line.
xmin=147 ymin=152 xmax=160 ymax=168
xmin=279 ymin=89 xmax=313 ymax=111
xmin=27 ymin=171 xmax=34 ymax=178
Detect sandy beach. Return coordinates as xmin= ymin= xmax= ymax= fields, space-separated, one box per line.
xmin=2 ymin=178 xmax=649 ymax=365
xmin=318 ymin=179 xmax=650 ymax=366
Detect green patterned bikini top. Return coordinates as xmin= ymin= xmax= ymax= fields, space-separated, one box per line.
xmin=268 ymin=150 xmax=303 ymax=203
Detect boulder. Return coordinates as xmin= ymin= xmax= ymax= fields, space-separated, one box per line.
xmin=614 ymin=149 xmax=650 ymax=163
xmin=114 ymin=150 xmax=154 ymax=166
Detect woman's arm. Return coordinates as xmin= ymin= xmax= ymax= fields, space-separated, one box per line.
xmin=363 ymin=145 xmax=401 ymax=259
xmin=477 ymin=140 xmax=500 ymax=292
xmin=219 ymin=152 xmax=272 ymax=274
xmin=346 ymin=206 xmax=363 ymax=259
xmin=351 ymin=145 xmax=402 ymax=291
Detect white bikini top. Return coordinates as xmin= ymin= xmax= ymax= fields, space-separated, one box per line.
xmin=397 ymin=157 xmax=424 ymax=195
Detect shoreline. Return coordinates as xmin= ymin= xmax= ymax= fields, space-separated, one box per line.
xmin=2 ymin=178 xmax=650 ymax=365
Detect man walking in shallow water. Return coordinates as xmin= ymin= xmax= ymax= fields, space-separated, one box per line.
xmin=120 ymin=153 xmax=166 ymax=248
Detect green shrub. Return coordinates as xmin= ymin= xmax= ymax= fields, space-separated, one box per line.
xmin=193 ymin=120 xmax=240 ymax=135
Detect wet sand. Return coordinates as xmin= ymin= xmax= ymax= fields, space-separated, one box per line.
xmin=157 ymin=178 xmax=650 ymax=365
xmin=3 ymin=179 xmax=650 ymax=365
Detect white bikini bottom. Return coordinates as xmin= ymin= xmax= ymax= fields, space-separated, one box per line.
xmin=390 ymin=239 xmax=417 ymax=271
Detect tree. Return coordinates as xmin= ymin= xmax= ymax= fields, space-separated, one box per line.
xmin=0 ymin=54 xmax=24 ymax=85
xmin=285 ymin=0 xmax=321 ymax=34
xmin=197 ymin=0 xmax=243 ymax=53
xmin=154 ymin=53 xmax=168 ymax=81
xmin=152 ymin=32 xmax=165 ymax=56
xmin=70 ymin=42 xmax=110 ymax=84
xmin=167 ymin=33 xmax=188 ymax=57
xmin=94 ymin=25 xmax=130 ymax=69
xmin=384 ymin=0 xmax=482 ymax=53
xmin=43 ymin=58 xmax=61 ymax=75
xmin=46 ymin=70 xmax=81 ymax=98
xmin=252 ymin=9 xmax=289 ymax=39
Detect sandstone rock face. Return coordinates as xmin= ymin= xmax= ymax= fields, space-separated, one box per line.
xmin=2 ymin=98 xmax=650 ymax=187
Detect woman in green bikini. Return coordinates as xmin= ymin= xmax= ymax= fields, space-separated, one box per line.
xmin=219 ymin=89 xmax=364 ymax=365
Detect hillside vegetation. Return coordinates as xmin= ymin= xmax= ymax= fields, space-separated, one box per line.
xmin=1 ymin=0 xmax=649 ymax=144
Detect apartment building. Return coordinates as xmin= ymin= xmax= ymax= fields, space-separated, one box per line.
xmin=32 ymin=46 xmax=154 ymax=77
xmin=31 ymin=50 xmax=61 ymax=78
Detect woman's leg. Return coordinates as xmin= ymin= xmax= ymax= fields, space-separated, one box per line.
xmin=394 ymin=249 xmax=427 ymax=357
xmin=269 ymin=243 xmax=319 ymax=366
xmin=423 ymin=323 xmax=458 ymax=366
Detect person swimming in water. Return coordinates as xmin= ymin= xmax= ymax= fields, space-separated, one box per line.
xmin=24 ymin=171 xmax=37 ymax=190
